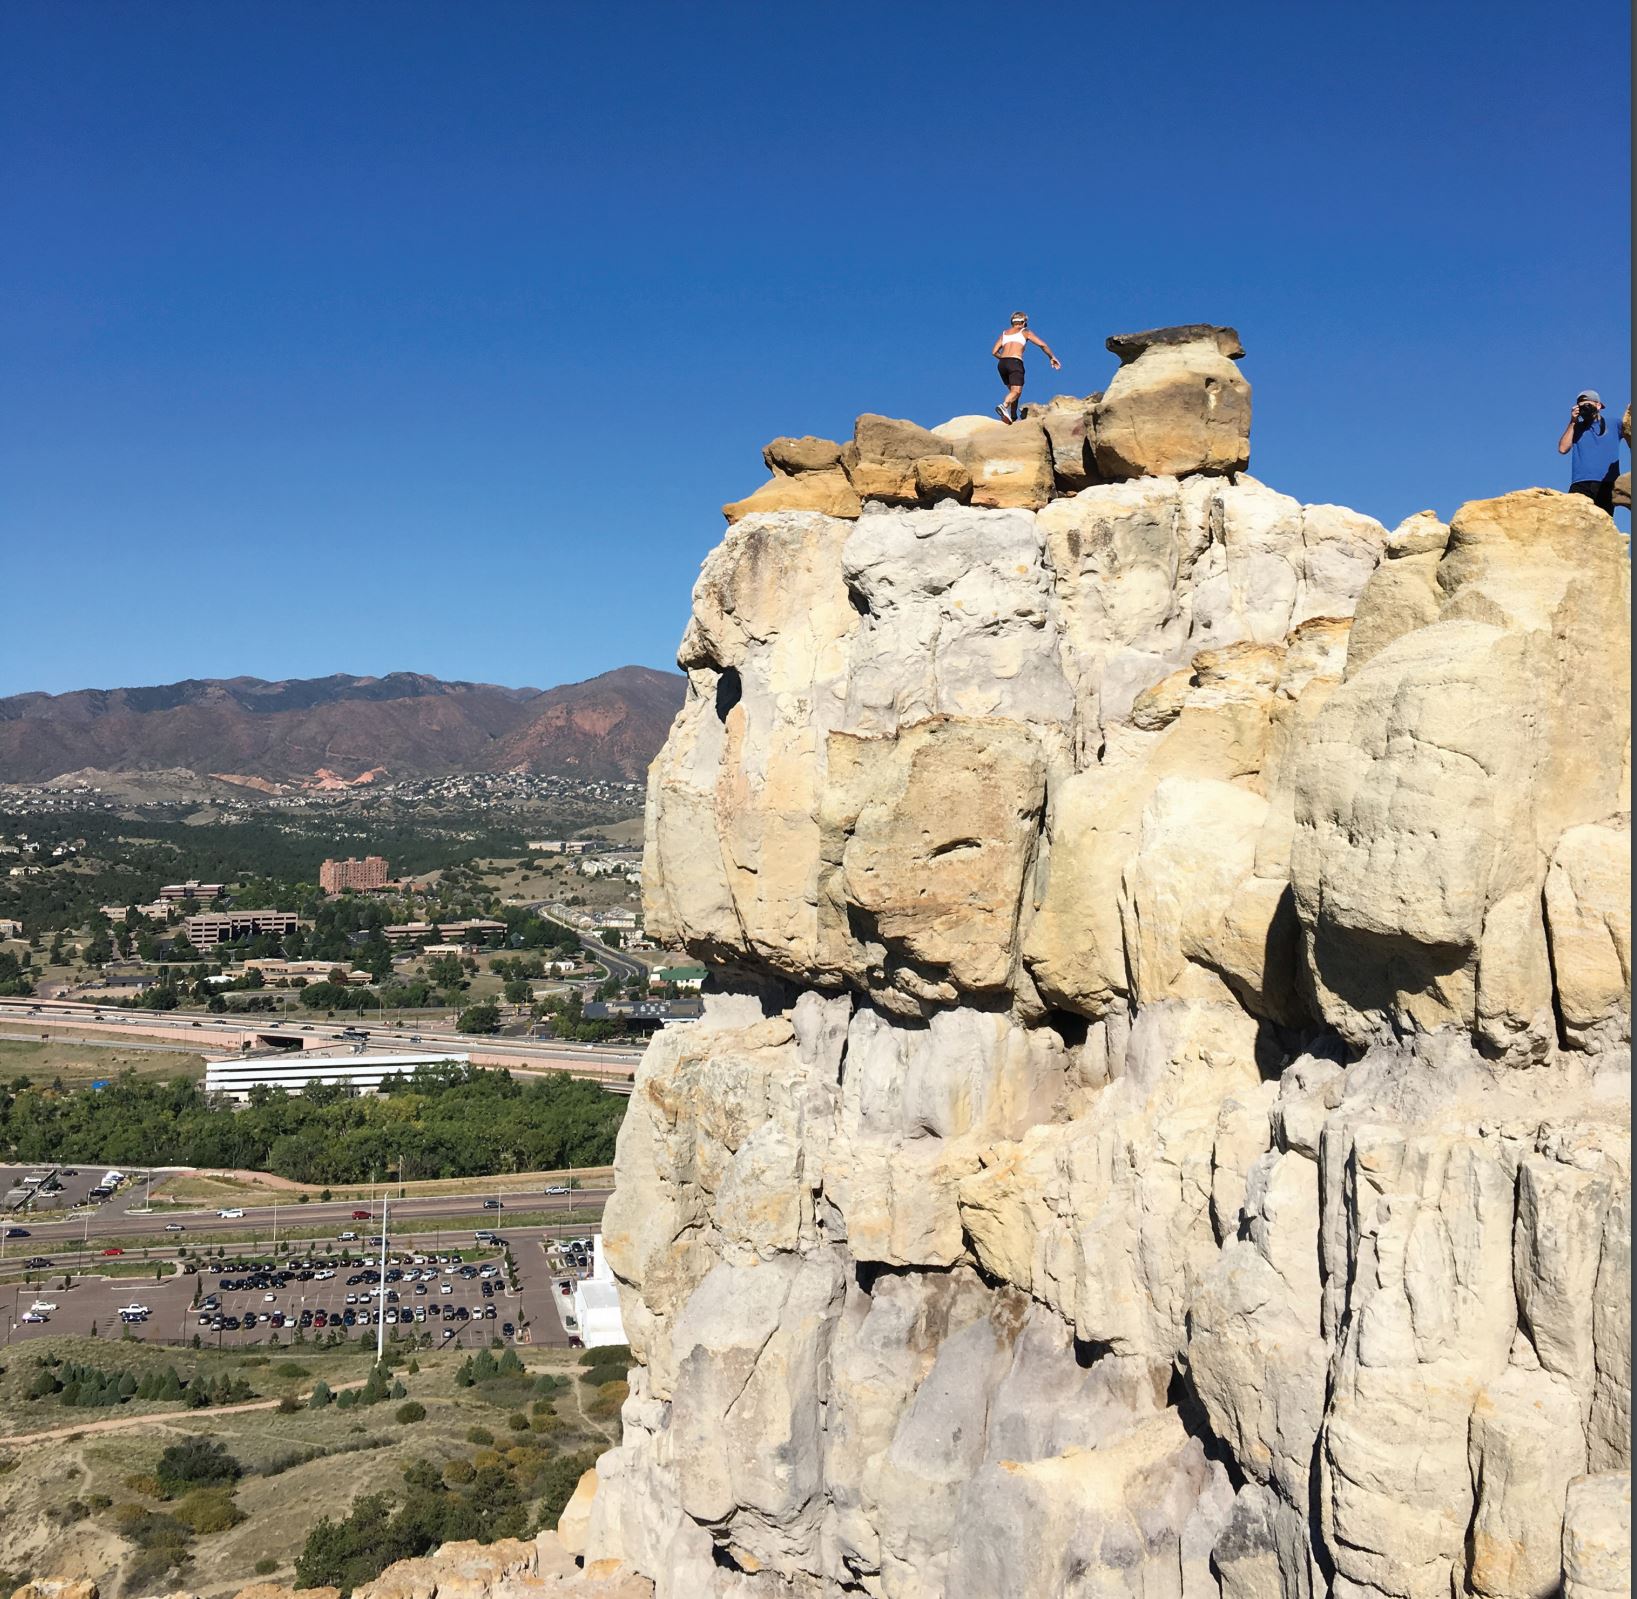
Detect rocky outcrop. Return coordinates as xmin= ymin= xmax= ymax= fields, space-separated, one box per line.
xmin=591 ymin=328 xmax=1630 ymax=1598
xmin=723 ymin=323 xmax=1257 ymax=521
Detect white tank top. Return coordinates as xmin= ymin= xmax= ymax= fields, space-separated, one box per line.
xmin=1000 ymin=328 xmax=1027 ymax=350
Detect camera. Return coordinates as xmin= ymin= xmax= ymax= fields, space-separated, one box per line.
xmin=1577 ymin=401 xmax=1599 ymax=422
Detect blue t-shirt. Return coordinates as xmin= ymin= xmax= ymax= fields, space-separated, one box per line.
xmin=1570 ymin=412 xmax=1621 ymax=484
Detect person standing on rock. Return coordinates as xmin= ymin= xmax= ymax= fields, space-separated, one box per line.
xmin=991 ymin=312 xmax=1060 ymax=424
xmin=1557 ymin=389 xmax=1622 ymax=511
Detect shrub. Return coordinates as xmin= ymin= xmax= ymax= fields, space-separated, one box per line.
xmin=155 ymin=1438 xmax=242 ymax=1498
xmin=395 ymin=1402 xmax=426 ymax=1425
xmin=442 ymin=1457 xmax=476 ymax=1485
xmin=276 ymin=1395 xmax=301 ymax=1415
xmin=253 ymin=1558 xmax=278 ymax=1576
xmin=506 ymin=1413 xmax=529 ymax=1432
xmin=577 ymin=1343 xmax=630 ymax=1368
xmin=465 ymin=1425 xmax=494 ymax=1445
xmin=308 ymin=1381 xmax=333 ymax=1410
xmin=542 ymin=1450 xmax=600 ymax=1530
xmin=275 ymin=1361 xmax=310 ymax=1378
xmin=586 ymin=1380 xmax=628 ymax=1421
xmin=171 ymin=1488 xmax=246 ymax=1536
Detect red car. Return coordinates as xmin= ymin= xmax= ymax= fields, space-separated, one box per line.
xmin=101 ymin=1247 xmax=124 ymax=1256
xmin=351 ymin=1210 xmax=370 ymax=1220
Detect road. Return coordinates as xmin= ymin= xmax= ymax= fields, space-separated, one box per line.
xmin=1 ymin=1186 xmax=612 ymax=1246
xmin=0 ymin=998 xmax=644 ymax=1086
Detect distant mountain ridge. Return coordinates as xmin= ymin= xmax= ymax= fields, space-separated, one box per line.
xmin=0 ymin=666 xmax=684 ymax=784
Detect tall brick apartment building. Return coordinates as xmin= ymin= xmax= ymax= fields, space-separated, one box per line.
xmin=319 ymin=855 xmax=389 ymax=894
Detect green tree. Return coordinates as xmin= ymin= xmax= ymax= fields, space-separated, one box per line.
xmin=456 ymin=1002 xmax=501 ymax=1035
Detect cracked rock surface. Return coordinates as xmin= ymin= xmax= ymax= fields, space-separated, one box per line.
xmin=588 ymin=332 xmax=1631 ymax=1598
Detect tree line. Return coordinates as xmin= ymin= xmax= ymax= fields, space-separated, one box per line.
xmin=0 ymin=1061 xmax=625 ymax=1183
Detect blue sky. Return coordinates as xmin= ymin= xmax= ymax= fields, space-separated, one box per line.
xmin=2 ymin=0 xmax=1629 ymax=696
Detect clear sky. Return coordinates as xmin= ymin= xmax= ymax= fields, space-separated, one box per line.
xmin=2 ymin=0 xmax=1630 ymax=697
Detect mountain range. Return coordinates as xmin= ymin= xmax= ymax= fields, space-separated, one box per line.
xmin=0 ymin=666 xmax=686 ymax=786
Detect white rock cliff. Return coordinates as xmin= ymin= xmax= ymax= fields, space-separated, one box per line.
xmin=584 ymin=327 xmax=1631 ymax=1598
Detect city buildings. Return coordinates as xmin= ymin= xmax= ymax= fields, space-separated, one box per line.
xmin=159 ymin=880 xmax=225 ymax=901
xmin=319 ymin=855 xmax=389 ymax=894
xmin=572 ymin=1235 xmax=627 ymax=1348
xmin=184 ymin=910 xmax=301 ymax=946
xmin=650 ymin=965 xmax=707 ymax=991
xmin=382 ymin=918 xmax=507 ymax=947
xmin=239 ymin=959 xmax=373 ymax=985
xmin=203 ymin=1050 xmax=470 ymax=1101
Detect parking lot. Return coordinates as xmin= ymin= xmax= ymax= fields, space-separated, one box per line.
xmin=0 ymin=1163 xmax=130 ymax=1221
xmin=0 ymin=1234 xmax=549 ymax=1352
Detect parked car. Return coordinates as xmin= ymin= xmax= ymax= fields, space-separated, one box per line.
xmin=20 ymin=1312 xmax=47 ymax=1324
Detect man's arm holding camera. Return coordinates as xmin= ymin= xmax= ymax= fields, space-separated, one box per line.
xmin=1559 ymin=403 xmax=1586 ymax=455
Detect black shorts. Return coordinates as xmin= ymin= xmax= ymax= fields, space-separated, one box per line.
xmin=997 ymin=357 xmax=1025 ymax=389
xmin=1570 ymin=477 xmax=1616 ymax=513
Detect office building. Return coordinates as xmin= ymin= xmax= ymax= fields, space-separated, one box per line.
xmin=319 ymin=855 xmax=389 ymax=894
xmin=203 ymin=1051 xmax=470 ymax=1102
xmin=382 ymin=918 xmax=507 ymax=947
xmin=185 ymin=910 xmax=301 ymax=947
xmin=159 ymin=877 xmax=225 ymax=903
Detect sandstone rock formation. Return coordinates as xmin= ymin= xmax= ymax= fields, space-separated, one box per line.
xmin=723 ymin=324 xmax=1257 ymax=522
xmin=596 ymin=326 xmax=1633 ymax=1598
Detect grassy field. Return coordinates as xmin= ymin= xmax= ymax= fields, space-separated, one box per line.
xmin=0 ymin=1334 xmax=624 ymax=1596
xmin=151 ymin=1169 xmax=613 ymax=1206
xmin=0 ymin=1038 xmax=209 ymax=1086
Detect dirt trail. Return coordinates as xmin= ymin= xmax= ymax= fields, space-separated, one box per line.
xmin=0 ymin=1379 xmax=366 ymax=1447
xmin=563 ymin=1363 xmax=620 ymax=1447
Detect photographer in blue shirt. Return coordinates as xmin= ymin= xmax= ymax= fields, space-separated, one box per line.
xmin=1557 ymin=390 xmax=1622 ymax=512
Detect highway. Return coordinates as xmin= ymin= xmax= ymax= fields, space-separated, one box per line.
xmin=0 ymin=998 xmax=644 ymax=1085
xmin=0 ymin=1184 xmax=613 ymax=1248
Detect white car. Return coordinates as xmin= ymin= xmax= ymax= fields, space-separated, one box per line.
xmin=440 ymin=1283 xmax=453 ymax=1295
xmin=117 ymin=1302 xmax=151 ymax=1317
xmin=29 ymin=1300 xmax=57 ymax=1313
xmin=263 ymin=1291 xmax=276 ymax=1302
xmin=546 ymin=1185 xmax=570 ymax=1195
xmin=218 ymin=1207 xmax=245 ymax=1219
xmin=164 ymin=1223 xmax=185 ymax=1232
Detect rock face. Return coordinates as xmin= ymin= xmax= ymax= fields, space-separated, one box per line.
xmin=591 ymin=332 xmax=1631 ymax=1598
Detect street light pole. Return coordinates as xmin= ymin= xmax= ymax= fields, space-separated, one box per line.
xmin=375 ymin=1197 xmax=388 ymax=1363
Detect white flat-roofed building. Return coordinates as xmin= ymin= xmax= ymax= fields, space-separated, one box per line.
xmin=203 ymin=1050 xmax=470 ymax=1102
xmin=573 ymin=1234 xmax=627 ymax=1348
